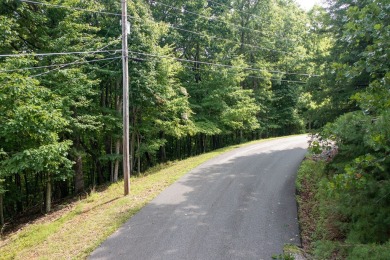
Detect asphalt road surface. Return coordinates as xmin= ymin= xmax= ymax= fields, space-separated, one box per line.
xmin=89 ymin=135 xmax=308 ymax=260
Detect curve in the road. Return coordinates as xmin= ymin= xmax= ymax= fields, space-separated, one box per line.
xmin=89 ymin=135 xmax=308 ymax=260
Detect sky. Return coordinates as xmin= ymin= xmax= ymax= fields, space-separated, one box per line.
xmin=296 ymin=0 xmax=322 ymax=11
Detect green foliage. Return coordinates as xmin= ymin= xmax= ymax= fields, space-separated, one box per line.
xmin=314 ymin=109 xmax=390 ymax=254
xmin=298 ymin=1 xmax=390 ymax=257
xmin=271 ymin=253 xmax=294 ymax=260
xmin=296 ymin=157 xmax=326 ymax=192
xmin=296 ymin=157 xmax=385 ymax=259
xmin=346 ymin=242 xmax=390 ymax=260
xmin=0 ymin=0 xmax=311 ymax=224
xmin=321 ymin=109 xmax=390 ymax=246
xmin=1 ymin=141 xmax=73 ymax=180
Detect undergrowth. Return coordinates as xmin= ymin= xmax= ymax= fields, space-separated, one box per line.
xmin=297 ymin=155 xmax=390 ymax=259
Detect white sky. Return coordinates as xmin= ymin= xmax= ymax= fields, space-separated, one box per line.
xmin=296 ymin=0 xmax=322 ymax=11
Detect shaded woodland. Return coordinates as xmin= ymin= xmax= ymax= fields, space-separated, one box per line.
xmin=0 ymin=3 xmax=389 ymax=256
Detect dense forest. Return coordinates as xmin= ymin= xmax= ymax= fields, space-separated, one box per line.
xmin=0 ymin=1 xmax=388 ymax=256
xmin=0 ymin=0 xmax=315 ymax=223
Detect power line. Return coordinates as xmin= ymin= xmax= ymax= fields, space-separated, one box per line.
xmin=0 ymin=36 xmax=121 ymax=76
xmin=149 ymin=1 xmax=303 ymax=55
xmin=15 ymin=0 xmax=314 ymax=77
xmin=123 ymin=12 xmax=293 ymax=55
xmin=20 ymin=0 xmax=122 ymax=17
xmin=207 ymin=0 xmax=266 ymax=22
xmin=33 ymin=57 xmax=121 ymax=78
xmin=21 ymin=0 xmax=300 ymax=56
xmin=30 ymin=37 xmax=122 ymax=77
xmin=152 ymin=1 xmax=266 ymax=37
xmin=166 ymin=23 xmax=291 ymax=55
xmin=0 ymin=49 xmax=121 ymax=58
xmin=3 ymin=47 xmax=311 ymax=80
xmin=129 ymin=54 xmax=307 ymax=84
xmin=0 ymin=56 xmax=121 ymax=73
xmin=151 ymin=1 xmax=289 ymax=40
xmin=127 ymin=50 xmax=318 ymax=77
xmin=180 ymin=64 xmax=308 ymax=84
xmin=95 ymin=57 xmax=121 ymax=70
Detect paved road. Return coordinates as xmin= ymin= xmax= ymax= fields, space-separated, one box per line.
xmin=89 ymin=135 xmax=308 ymax=260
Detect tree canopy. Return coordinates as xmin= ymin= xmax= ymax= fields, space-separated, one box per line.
xmin=1 ymin=4 xmax=388 ymax=256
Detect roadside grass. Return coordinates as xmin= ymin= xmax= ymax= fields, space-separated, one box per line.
xmin=0 ymin=135 xmax=298 ymax=260
xmin=295 ymin=157 xmax=326 ymax=254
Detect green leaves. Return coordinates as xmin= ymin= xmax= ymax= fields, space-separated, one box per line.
xmin=221 ymin=88 xmax=259 ymax=131
xmin=0 ymin=73 xmax=67 ymax=147
xmin=308 ymin=0 xmax=390 ymax=250
xmin=0 ymin=70 xmax=71 ymax=182
xmin=1 ymin=141 xmax=73 ymax=179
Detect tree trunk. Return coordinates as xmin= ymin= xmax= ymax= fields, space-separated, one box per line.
xmin=59 ymin=180 xmax=69 ymax=198
xmin=114 ymin=80 xmax=122 ymax=183
xmin=74 ymin=155 xmax=84 ymax=193
xmin=74 ymin=136 xmax=84 ymax=193
xmin=97 ymin=161 xmax=104 ymax=185
xmin=187 ymin=136 xmax=192 ymax=156
xmin=137 ymin=132 xmax=141 ymax=175
xmin=24 ymin=173 xmax=29 ymax=207
xmin=46 ymin=173 xmax=52 ymax=213
xmin=92 ymin=162 xmax=96 ymax=190
xmin=130 ymin=131 xmax=135 ymax=175
xmin=178 ymin=138 xmax=182 ymax=159
xmin=159 ymin=132 xmax=166 ymax=162
xmin=113 ymin=139 xmax=120 ymax=182
xmin=15 ymin=174 xmax=22 ymax=212
xmin=145 ymin=152 xmax=153 ymax=167
xmin=202 ymin=134 xmax=206 ymax=153
xmin=0 ymin=193 xmax=4 ymax=226
xmin=110 ymin=137 xmax=114 ymax=183
xmin=130 ymin=108 xmax=137 ymax=178
xmin=195 ymin=43 xmax=201 ymax=83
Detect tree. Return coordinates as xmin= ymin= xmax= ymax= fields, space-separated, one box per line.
xmin=0 ymin=0 xmax=315 ymax=223
xmin=0 ymin=71 xmax=71 ymax=213
xmin=310 ymin=0 xmax=390 ymax=251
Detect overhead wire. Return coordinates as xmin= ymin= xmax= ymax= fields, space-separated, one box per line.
xmin=148 ymin=1 xmax=305 ymax=56
xmin=166 ymin=23 xmax=290 ymax=55
xmin=0 ymin=49 xmax=121 ymax=58
xmin=151 ymin=1 xmax=290 ymax=40
xmin=21 ymin=0 xmax=296 ymax=56
xmin=129 ymin=54 xmax=308 ymax=84
xmin=206 ymin=0 xmax=265 ymax=22
xmin=30 ymin=36 xmax=122 ymax=77
xmin=20 ymin=0 xmax=123 ymax=17
xmin=0 ymin=48 xmax=316 ymax=78
xmin=0 ymin=56 xmax=121 ymax=73
xmin=12 ymin=0 xmax=316 ymax=78
xmin=21 ymin=0 xmax=302 ymax=57
xmin=151 ymin=1 xmax=268 ymax=36
xmin=126 ymin=50 xmax=317 ymax=78
xmin=180 ymin=64 xmax=308 ymax=84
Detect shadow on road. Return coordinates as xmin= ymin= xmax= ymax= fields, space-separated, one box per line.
xmin=90 ymin=140 xmax=307 ymax=260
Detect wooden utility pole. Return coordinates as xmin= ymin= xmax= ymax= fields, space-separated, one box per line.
xmin=121 ymin=0 xmax=130 ymax=195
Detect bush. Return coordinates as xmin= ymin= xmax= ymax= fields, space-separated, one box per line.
xmin=297 ymin=122 xmax=390 ymax=258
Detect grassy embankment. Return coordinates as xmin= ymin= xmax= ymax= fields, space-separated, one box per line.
xmin=0 ymin=136 xmax=294 ymax=260
xmin=296 ymin=157 xmax=390 ymax=259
